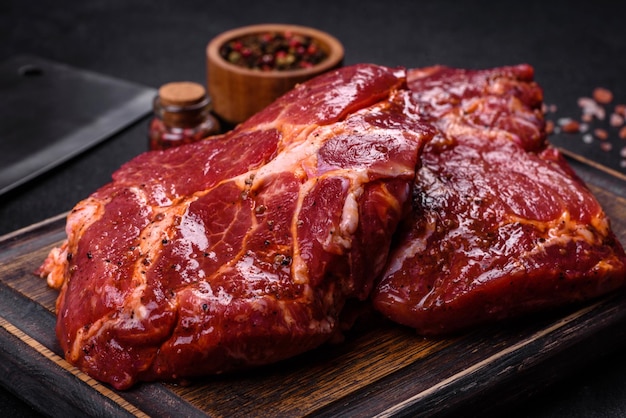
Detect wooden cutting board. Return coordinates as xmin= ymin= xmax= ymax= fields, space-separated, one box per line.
xmin=1 ymin=156 xmax=625 ymax=417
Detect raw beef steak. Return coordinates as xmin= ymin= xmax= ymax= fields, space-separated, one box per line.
xmin=372 ymin=65 xmax=626 ymax=335
xmin=38 ymin=64 xmax=434 ymax=389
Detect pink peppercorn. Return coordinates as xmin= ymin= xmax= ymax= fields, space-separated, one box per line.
xmin=219 ymin=31 xmax=329 ymax=71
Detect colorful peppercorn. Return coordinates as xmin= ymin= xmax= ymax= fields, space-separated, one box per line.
xmin=219 ymin=31 xmax=328 ymax=71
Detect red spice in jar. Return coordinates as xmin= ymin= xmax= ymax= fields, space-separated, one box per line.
xmin=149 ymin=82 xmax=220 ymax=150
xmin=219 ymin=31 xmax=329 ymax=71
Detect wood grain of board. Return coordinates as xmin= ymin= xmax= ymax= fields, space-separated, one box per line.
xmin=0 ymin=168 xmax=625 ymax=417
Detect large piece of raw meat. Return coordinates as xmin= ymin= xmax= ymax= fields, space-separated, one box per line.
xmin=38 ymin=64 xmax=434 ymax=389
xmin=372 ymin=65 xmax=626 ymax=334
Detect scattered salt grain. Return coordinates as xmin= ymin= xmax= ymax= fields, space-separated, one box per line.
xmin=615 ymin=104 xmax=626 ymax=117
xmin=578 ymin=97 xmax=606 ymax=120
xmin=594 ymin=128 xmax=609 ymax=140
xmin=558 ymin=118 xmax=581 ymax=133
xmin=610 ymin=113 xmax=625 ymax=127
xmin=547 ymin=87 xmax=624 ymax=170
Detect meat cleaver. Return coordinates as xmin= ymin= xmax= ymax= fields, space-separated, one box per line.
xmin=0 ymin=55 xmax=155 ymax=196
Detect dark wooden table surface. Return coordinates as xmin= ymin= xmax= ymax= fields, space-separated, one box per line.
xmin=1 ymin=0 xmax=626 ymax=416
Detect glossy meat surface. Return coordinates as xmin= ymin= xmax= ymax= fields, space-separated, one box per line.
xmin=38 ymin=64 xmax=433 ymax=389
xmin=372 ymin=65 xmax=626 ymax=334
xmin=38 ymin=63 xmax=626 ymax=389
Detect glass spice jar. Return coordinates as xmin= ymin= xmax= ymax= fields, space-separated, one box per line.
xmin=149 ymin=81 xmax=220 ymax=150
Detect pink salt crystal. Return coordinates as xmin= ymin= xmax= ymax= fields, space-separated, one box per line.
xmin=610 ymin=113 xmax=625 ymax=127
xmin=593 ymin=87 xmax=613 ymax=104
xmin=594 ymin=128 xmax=609 ymax=140
xmin=578 ymin=97 xmax=606 ymax=120
xmin=600 ymin=141 xmax=612 ymax=152
xmin=558 ymin=118 xmax=581 ymax=133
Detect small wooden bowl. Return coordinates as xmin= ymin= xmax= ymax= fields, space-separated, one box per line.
xmin=206 ymin=24 xmax=344 ymax=125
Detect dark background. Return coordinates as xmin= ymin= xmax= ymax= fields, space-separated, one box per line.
xmin=1 ymin=0 xmax=626 ymax=416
